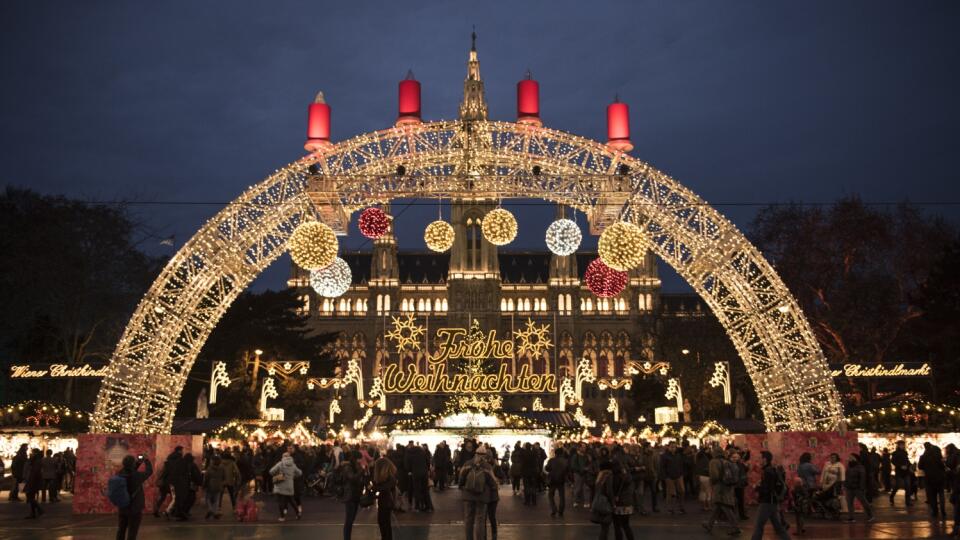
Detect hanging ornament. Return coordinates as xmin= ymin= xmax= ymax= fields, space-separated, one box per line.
xmin=288 ymin=221 xmax=338 ymax=270
xmin=424 ymin=220 xmax=455 ymax=252
xmin=598 ymin=221 xmax=646 ymax=271
xmin=309 ymin=257 xmax=352 ymax=298
xmin=482 ymin=208 xmax=518 ymax=246
xmin=584 ymin=258 xmax=628 ymax=298
xmin=545 ymin=218 xmax=582 ymax=256
xmin=357 ymin=207 xmax=391 ymax=239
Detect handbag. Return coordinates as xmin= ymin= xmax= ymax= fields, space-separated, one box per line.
xmin=590 ymin=492 xmax=613 ymax=524
xmin=272 ymin=471 xmax=286 ymax=484
xmin=358 ymin=485 xmax=377 ymax=508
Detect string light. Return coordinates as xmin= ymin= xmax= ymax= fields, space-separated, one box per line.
xmin=598 ymin=221 xmax=646 ymax=271
xmin=424 ymin=220 xmax=455 ymax=252
xmin=288 ymin=221 xmax=338 ymax=270
xmin=584 ymin=258 xmax=628 ymax=298
xmin=309 ymin=257 xmax=352 ymax=298
xmin=357 ymin=207 xmax=391 ymax=239
xmin=545 ymin=218 xmax=582 ymax=256
xmin=481 ymin=208 xmax=517 ymax=246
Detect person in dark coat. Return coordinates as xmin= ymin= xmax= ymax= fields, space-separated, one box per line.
xmin=153 ymin=446 xmax=182 ymax=517
xmin=918 ymin=442 xmax=947 ymax=518
xmin=845 ymin=454 xmax=874 ymax=522
xmin=546 ymin=448 xmax=569 ymax=517
xmin=340 ymin=451 xmax=364 ymax=540
xmin=117 ymin=454 xmax=153 ymax=540
xmin=173 ymin=453 xmax=201 ymax=520
xmin=372 ymin=457 xmax=398 ymax=540
xmin=9 ymin=444 xmax=27 ymax=501
xmin=889 ymin=440 xmax=913 ymax=506
xmin=880 ymin=448 xmax=892 ymax=492
xmin=405 ymin=442 xmax=429 ymax=511
xmin=24 ymin=449 xmax=44 ymax=518
xmin=520 ymin=442 xmax=539 ymax=506
xmin=433 ymin=441 xmax=452 ymax=491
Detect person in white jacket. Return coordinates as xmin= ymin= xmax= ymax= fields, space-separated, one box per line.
xmin=269 ymin=452 xmax=302 ymax=521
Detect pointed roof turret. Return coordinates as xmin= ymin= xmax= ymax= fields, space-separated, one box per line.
xmin=459 ymin=29 xmax=488 ymax=121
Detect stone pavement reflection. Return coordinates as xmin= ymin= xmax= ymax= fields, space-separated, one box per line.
xmin=0 ymin=484 xmax=955 ymax=539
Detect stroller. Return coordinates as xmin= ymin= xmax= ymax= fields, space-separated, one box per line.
xmin=806 ymin=484 xmax=842 ymax=520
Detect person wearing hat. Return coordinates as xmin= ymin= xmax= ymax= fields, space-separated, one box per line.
xmin=459 ymin=445 xmax=497 ymax=540
xmin=844 ymin=453 xmax=874 ymax=523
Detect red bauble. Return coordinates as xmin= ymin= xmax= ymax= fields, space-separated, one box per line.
xmin=357 ymin=207 xmax=391 ymax=239
xmin=584 ymin=258 xmax=628 ymax=298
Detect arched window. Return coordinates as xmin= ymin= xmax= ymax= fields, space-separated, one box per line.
xmin=533 ymin=298 xmax=540 ymax=311
xmin=585 ymin=298 xmax=593 ymax=312
xmin=638 ymin=293 xmax=646 ymax=311
xmin=524 ymin=298 xmax=531 ymax=312
xmin=355 ymin=299 xmax=364 ymax=313
xmin=557 ymin=294 xmax=565 ymax=313
xmin=566 ymin=294 xmax=572 ymax=314
xmin=467 ymin=216 xmax=482 ymax=271
xmin=441 ymin=299 xmax=448 ymax=311
xmin=401 ymin=298 xmax=409 ymax=312
xmin=646 ymin=293 xmax=653 ymax=311
xmin=508 ymin=298 xmax=515 ymax=311
xmin=541 ymin=298 xmax=548 ymax=312
xmin=417 ymin=298 xmax=424 ymax=311
xmin=501 ymin=298 xmax=507 ymax=311
xmin=376 ymin=294 xmax=383 ymax=314
xmin=384 ymin=294 xmax=391 ymax=312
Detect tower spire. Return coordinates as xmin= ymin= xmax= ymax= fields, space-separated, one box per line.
xmin=459 ymin=29 xmax=488 ymax=121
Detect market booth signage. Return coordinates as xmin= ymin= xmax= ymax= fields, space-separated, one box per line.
xmin=829 ymin=362 xmax=931 ymax=378
xmin=9 ymin=363 xmax=108 ymax=379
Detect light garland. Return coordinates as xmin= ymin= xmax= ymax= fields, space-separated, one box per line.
xmin=558 ymin=377 xmax=576 ymax=411
xmin=545 ymin=218 xmax=581 ymax=256
xmin=309 ymin=257 xmax=352 ymax=298
xmin=607 ymin=397 xmax=620 ymax=422
xmin=424 ymin=220 xmax=455 ymax=252
xmin=598 ymin=221 xmax=646 ymax=271
xmin=357 ymin=207 xmax=391 ymax=239
xmin=584 ymin=258 xmax=628 ymax=298
xmin=847 ymin=399 xmax=960 ymax=430
xmin=328 ymin=399 xmax=341 ymax=424
xmin=209 ymin=361 xmax=231 ymax=405
xmin=288 ymin=221 xmax=338 ymax=270
xmin=481 ymin=208 xmax=517 ymax=246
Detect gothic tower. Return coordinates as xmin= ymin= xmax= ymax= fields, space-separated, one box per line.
xmin=448 ymin=32 xmax=501 ymax=330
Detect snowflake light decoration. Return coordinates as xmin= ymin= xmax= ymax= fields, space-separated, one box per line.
xmin=545 ymin=218 xmax=582 ymax=256
xmin=514 ymin=318 xmax=553 ymax=357
xmin=385 ymin=314 xmax=425 ymax=353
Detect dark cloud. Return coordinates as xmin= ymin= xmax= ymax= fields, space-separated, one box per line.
xmin=1 ymin=0 xmax=958 ymax=291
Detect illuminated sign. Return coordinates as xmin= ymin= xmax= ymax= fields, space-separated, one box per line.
xmin=382 ymin=360 xmax=557 ymax=394
xmin=829 ymin=363 xmax=932 ymax=378
xmin=9 ymin=364 xmax=108 ymax=379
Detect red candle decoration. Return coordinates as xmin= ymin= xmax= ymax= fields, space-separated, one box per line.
xmin=606 ymin=98 xmax=633 ymax=152
xmin=397 ymin=71 xmax=421 ymax=125
xmin=305 ymin=91 xmax=331 ymax=152
xmin=357 ymin=207 xmax=391 ymax=239
xmin=517 ymin=72 xmax=541 ymax=126
xmin=584 ymin=258 xmax=628 ymax=298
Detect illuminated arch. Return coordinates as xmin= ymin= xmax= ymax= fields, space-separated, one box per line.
xmin=92 ymin=120 xmax=841 ymax=433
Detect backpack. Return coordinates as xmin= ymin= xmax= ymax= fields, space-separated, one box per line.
xmin=465 ymin=464 xmax=486 ymax=495
xmin=721 ymin=461 xmax=739 ymax=487
xmin=107 ymin=474 xmax=131 ymax=509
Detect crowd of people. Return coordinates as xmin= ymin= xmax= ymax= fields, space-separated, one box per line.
xmin=3 ymin=437 xmax=960 ymax=539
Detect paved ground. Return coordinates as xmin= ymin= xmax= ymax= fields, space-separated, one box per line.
xmin=0 ymin=486 xmax=956 ymax=539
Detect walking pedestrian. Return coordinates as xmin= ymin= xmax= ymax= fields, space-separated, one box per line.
xmin=340 ymin=451 xmax=364 ymax=540
xmin=372 ymin=457 xmax=397 ymax=540
xmin=695 ymin=446 xmax=712 ymax=511
xmin=220 ymin=452 xmax=241 ymax=514
xmin=203 ymin=455 xmax=225 ymax=519
xmin=153 ymin=447 xmax=181 ymax=517
xmin=9 ymin=444 xmax=27 ymax=501
xmin=889 ymin=440 xmax=913 ymax=506
xmin=546 ymin=448 xmax=569 ymax=517
xmin=24 ymin=449 xmax=44 ymax=519
xmin=844 ymin=454 xmax=874 ymax=523
xmin=596 ymin=461 xmax=635 ymax=540
xmin=116 ymin=454 xmax=153 ymax=540
xmin=750 ymin=451 xmax=790 ymax=540
xmin=269 ymin=450 xmax=302 ymax=521
xmin=919 ymin=442 xmax=947 ymax=519
xmin=459 ymin=446 xmax=497 ymax=540
xmin=521 ymin=443 xmax=538 ymax=506
xmin=40 ymin=450 xmax=58 ymax=502
xmin=703 ymin=448 xmax=741 ymax=536
xmin=660 ymin=441 xmax=686 ymax=514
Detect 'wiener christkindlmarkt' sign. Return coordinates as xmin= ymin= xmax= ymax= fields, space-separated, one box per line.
xmin=9 ymin=364 xmax=108 ymax=379
xmin=829 ymin=362 xmax=931 ymax=378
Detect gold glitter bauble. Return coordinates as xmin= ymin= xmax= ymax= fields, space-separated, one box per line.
xmin=424 ymin=220 xmax=455 ymax=252
xmin=288 ymin=221 xmax=338 ymax=270
xmin=481 ymin=208 xmax=518 ymax=246
xmin=598 ymin=221 xmax=646 ymax=271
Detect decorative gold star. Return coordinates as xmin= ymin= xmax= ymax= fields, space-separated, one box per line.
xmin=514 ymin=318 xmax=553 ymax=357
xmin=385 ymin=314 xmax=425 ymax=353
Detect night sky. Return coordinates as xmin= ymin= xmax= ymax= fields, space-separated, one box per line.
xmin=2 ymin=1 xmax=958 ymax=292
